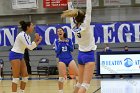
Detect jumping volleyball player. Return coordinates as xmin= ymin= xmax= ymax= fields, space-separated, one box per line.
xmin=9 ymin=21 xmax=42 ymax=93
xmin=61 ymin=0 xmax=97 ymax=93
xmin=55 ymin=27 xmax=78 ymax=93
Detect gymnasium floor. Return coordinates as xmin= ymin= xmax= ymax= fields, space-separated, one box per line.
xmin=0 ymin=75 xmax=140 ymax=93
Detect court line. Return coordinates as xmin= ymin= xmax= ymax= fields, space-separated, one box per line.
xmin=93 ymin=87 xmax=101 ymax=93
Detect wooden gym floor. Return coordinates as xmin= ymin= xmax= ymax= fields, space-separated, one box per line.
xmin=1 ymin=75 xmax=140 ymax=93
xmin=0 ymin=75 xmax=100 ymax=93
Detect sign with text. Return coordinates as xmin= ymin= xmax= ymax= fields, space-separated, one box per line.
xmin=99 ymin=52 xmax=140 ymax=74
xmin=0 ymin=26 xmax=18 ymax=46
xmin=104 ymin=0 xmax=131 ymax=6
xmin=135 ymin=0 xmax=140 ymax=4
xmin=73 ymin=0 xmax=99 ymax=7
xmin=43 ymin=0 xmax=67 ymax=8
xmin=35 ymin=22 xmax=140 ymax=45
xmin=12 ymin=0 xmax=38 ymax=9
xmin=2 ymin=21 xmax=140 ymax=46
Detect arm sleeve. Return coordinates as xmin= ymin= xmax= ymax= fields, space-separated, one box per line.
xmin=68 ymin=1 xmax=75 ymax=28
xmin=20 ymin=33 xmax=37 ymax=50
xmin=83 ymin=0 xmax=92 ymax=28
xmin=54 ymin=40 xmax=62 ymax=54
xmin=66 ymin=39 xmax=74 ymax=52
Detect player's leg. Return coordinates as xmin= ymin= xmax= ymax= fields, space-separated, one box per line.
xmin=19 ymin=59 xmax=28 ymax=93
xmin=68 ymin=60 xmax=78 ymax=79
xmin=73 ymin=64 xmax=84 ymax=93
xmin=11 ymin=59 xmax=21 ymax=93
xmin=58 ymin=62 xmax=67 ymax=93
xmin=78 ymin=62 xmax=95 ymax=93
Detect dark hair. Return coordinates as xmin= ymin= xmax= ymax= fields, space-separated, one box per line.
xmin=74 ymin=10 xmax=85 ymax=23
xmin=57 ymin=28 xmax=67 ymax=38
xmin=19 ymin=21 xmax=31 ymax=32
xmin=63 ymin=33 xmax=67 ymax=38
xmin=124 ymin=46 xmax=128 ymax=48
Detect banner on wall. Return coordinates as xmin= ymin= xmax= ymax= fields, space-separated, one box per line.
xmin=104 ymin=0 xmax=131 ymax=6
xmin=35 ymin=22 xmax=140 ymax=45
xmin=135 ymin=0 xmax=140 ymax=4
xmin=1 ymin=22 xmax=140 ymax=46
xmin=72 ymin=0 xmax=99 ymax=7
xmin=0 ymin=26 xmax=18 ymax=46
xmin=12 ymin=0 xmax=38 ymax=9
xmin=43 ymin=0 xmax=67 ymax=8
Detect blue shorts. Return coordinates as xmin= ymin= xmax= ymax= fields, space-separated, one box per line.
xmin=9 ymin=51 xmax=24 ymax=61
xmin=78 ymin=50 xmax=95 ymax=65
xmin=59 ymin=58 xmax=73 ymax=67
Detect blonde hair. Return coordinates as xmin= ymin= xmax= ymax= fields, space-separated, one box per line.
xmin=61 ymin=9 xmax=85 ymax=23
xmin=61 ymin=9 xmax=78 ymax=18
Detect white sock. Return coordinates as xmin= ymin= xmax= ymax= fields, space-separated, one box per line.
xmin=19 ymin=89 xmax=24 ymax=93
xmin=59 ymin=90 xmax=63 ymax=93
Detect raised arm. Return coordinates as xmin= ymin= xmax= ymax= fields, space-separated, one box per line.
xmin=67 ymin=0 xmax=75 ymax=28
xmin=83 ymin=0 xmax=92 ymax=27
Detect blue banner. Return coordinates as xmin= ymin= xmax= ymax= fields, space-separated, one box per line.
xmin=35 ymin=22 xmax=140 ymax=45
xmin=1 ymin=22 xmax=140 ymax=46
xmin=35 ymin=24 xmax=76 ymax=45
xmin=0 ymin=26 xmax=18 ymax=46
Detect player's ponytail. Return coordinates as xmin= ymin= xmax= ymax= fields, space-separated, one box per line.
xmin=74 ymin=10 xmax=85 ymax=23
xmin=19 ymin=21 xmax=31 ymax=32
xmin=61 ymin=9 xmax=85 ymax=24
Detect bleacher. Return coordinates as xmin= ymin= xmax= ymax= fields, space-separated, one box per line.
xmin=1 ymin=43 xmax=140 ymax=78
xmin=0 ymin=45 xmax=78 ymax=77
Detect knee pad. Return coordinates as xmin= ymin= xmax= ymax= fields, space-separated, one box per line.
xmin=22 ymin=77 xmax=28 ymax=83
xmin=58 ymin=77 xmax=65 ymax=83
xmin=81 ymin=83 xmax=90 ymax=90
xmin=75 ymin=82 xmax=81 ymax=88
xmin=12 ymin=78 xmax=19 ymax=84
xmin=58 ymin=90 xmax=63 ymax=93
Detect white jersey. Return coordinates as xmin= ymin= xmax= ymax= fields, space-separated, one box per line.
xmin=68 ymin=0 xmax=97 ymax=52
xmin=11 ymin=31 xmax=37 ymax=54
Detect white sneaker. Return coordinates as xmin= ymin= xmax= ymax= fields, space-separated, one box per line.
xmin=58 ymin=90 xmax=63 ymax=93
xmin=18 ymin=90 xmax=24 ymax=93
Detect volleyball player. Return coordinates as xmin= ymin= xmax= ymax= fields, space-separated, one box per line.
xmin=9 ymin=21 xmax=42 ymax=93
xmin=61 ymin=0 xmax=97 ymax=93
xmin=55 ymin=27 xmax=78 ymax=93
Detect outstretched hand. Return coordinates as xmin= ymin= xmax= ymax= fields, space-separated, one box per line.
xmin=36 ymin=36 xmax=42 ymax=45
xmin=34 ymin=33 xmax=40 ymax=42
xmin=34 ymin=33 xmax=42 ymax=45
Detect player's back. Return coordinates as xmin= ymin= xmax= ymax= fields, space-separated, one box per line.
xmin=11 ymin=31 xmax=30 ymax=54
